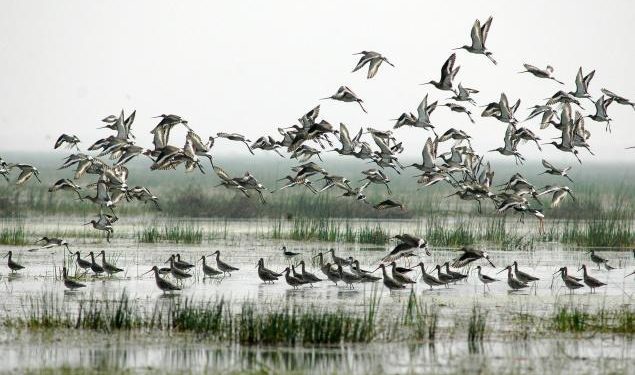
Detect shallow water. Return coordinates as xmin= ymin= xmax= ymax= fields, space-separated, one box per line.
xmin=0 ymin=218 xmax=634 ymax=374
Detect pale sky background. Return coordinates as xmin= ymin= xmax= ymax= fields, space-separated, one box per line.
xmin=1 ymin=0 xmax=634 ymax=165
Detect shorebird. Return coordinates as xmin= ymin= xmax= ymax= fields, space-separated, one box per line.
xmin=498 ymin=265 xmax=529 ymax=291
xmin=390 ymin=262 xmax=416 ymax=286
xmin=215 ymin=132 xmax=255 ymax=155
xmin=601 ymin=88 xmax=635 ymax=110
xmin=451 ymin=247 xmax=495 ymax=268
xmin=313 ymin=253 xmax=340 ymax=284
xmin=282 ymin=246 xmax=300 ymax=260
xmin=54 ymin=134 xmax=81 ymax=150
xmin=475 ymin=265 xmax=499 ymax=292
xmin=414 ymin=262 xmax=445 ymax=290
xmin=442 ymin=103 xmax=475 ymax=123
xmin=62 ymin=267 xmax=86 ymax=290
xmin=586 ymin=95 xmax=613 ymax=131
xmin=588 ymin=250 xmax=612 ymax=270
xmin=3 ymin=251 xmax=24 ymax=273
xmin=351 ymin=51 xmax=394 ymax=79
xmin=142 ymin=266 xmax=181 ymax=293
xmin=166 ymin=256 xmax=192 ymax=283
xmin=328 ymin=248 xmax=352 ymax=266
xmin=31 ymin=236 xmax=70 ymax=252
xmin=88 ymin=252 xmax=105 ymax=276
xmin=519 ymin=64 xmax=564 ymax=84
xmin=338 ymin=263 xmax=362 ymax=289
xmin=434 ymin=264 xmax=455 ymax=287
xmin=84 ymin=215 xmax=114 ymax=242
xmin=414 ymin=94 xmax=438 ymax=131
xmin=511 ymin=261 xmax=539 ymax=285
xmin=48 ymin=179 xmax=83 ymax=199
xmin=384 ymin=234 xmax=429 ymax=261
xmin=296 ymin=260 xmax=322 ymax=286
xmin=489 ymin=124 xmax=525 ymax=165
xmin=321 ymin=86 xmax=367 ymax=113
xmin=209 ymin=250 xmax=239 ymax=276
xmin=537 ymin=185 xmax=576 ymax=207
xmin=282 ymin=267 xmax=305 ymax=289
xmin=171 ymin=254 xmax=194 ymax=270
xmin=201 ymin=256 xmax=224 ymax=278
xmin=349 ymin=259 xmax=381 ymax=282
xmin=421 ymin=53 xmax=459 ymax=91
xmin=374 ymin=263 xmax=405 ymax=291
xmin=449 ymin=83 xmax=479 ymax=105
xmin=72 ymin=251 xmax=92 ymax=273
xmin=443 ymin=262 xmax=468 ymax=282
xmin=577 ymin=264 xmax=607 ymax=293
xmin=453 ymin=16 xmax=496 ymax=64
xmin=98 ymin=250 xmax=123 ymax=276
xmin=539 ymin=160 xmax=573 ymax=182
xmin=7 ymin=164 xmax=41 ymax=185
xmin=373 ymin=199 xmax=405 ymax=210
xmin=554 ymin=267 xmax=584 ymax=294
xmin=569 ymin=67 xmax=595 ymax=100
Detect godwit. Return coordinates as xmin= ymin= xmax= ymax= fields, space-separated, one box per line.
xmin=256 ymin=258 xmax=280 ymax=283
xmin=201 ymin=256 xmax=224 ymax=278
xmin=414 ymin=262 xmax=444 ymax=290
xmin=296 ymin=260 xmax=323 ymax=285
xmin=588 ymin=250 xmax=612 ymax=270
xmin=337 ymin=264 xmax=362 ymax=289
xmin=49 ymin=179 xmax=83 ymax=199
xmin=444 ymin=102 xmax=476 ymax=122
xmin=349 ymin=259 xmax=381 ymax=282
xmin=175 ymin=254 xmax=195 ymax=270
xmin=539 ymin=160 xmax=573 ymax=182
xmin=453 ymin=16 xmax=496 ymax=64
xmin=84 ymin=216 xmax=114 ymax=242
xmin=166 ymin=256 xmax=192 ymax=283
xmin=114 ymin=145 xmax=153 ymax=166
xmin=554 ymin=267 xmax=584 ymax=294
xmin=449 ymin=83 xmax=479 ymax=105
xmin=488 ymin=124 xmax=526 ymax=165
xmin=282 ymin=267 xmax=305 ymax=289
xmin=3 ymin=251 xmax=24 ymax=273
xmin=328 ymin=248 xmax=352 ymax=266
xmin=569 ymin=67 xmax=595 ymax=100
xmin=313 ymin=253 xmax=340 ymax=284
xmin=443 ymin=262 xmax=468 ymax=282
xmin=512 ymin=261 xmax=539 ymax=285
xmin=88 ymin=252 xmax=105 ymax=276
xmin=209 ymin=250 xmax=239 ymax=276
xmin=32 ymin=236 xmax=70 ymax=252
xmin=586 ymin=95 xmax=613 ymax=131
xmin=321 ymin=86 xmax=367 ymax=113
xmin=54 ymin=134 xmax=81 ymax=150
xmin=451 ymin=247 xmax=495 ymax=268
xmin=390 ymin=262 xmax=416 ymax=286
xmin=291 ymin=265 xmax=309 ymax=285
xmin=475 ymin=266 xmax=499 ymax=292
xmin=381 ymin=234 xmax=429 ymax=262
xmin=351 ymin=51 xmax=394 ymax=79
xmin=373 ymin=263 xmax=405 ymax=291
xmin=601 ymin=88 xmax=635 ymax=110
xmin=214 ymin=132 xmax=255 ymax=155
xmin=6 ymin=164 xmax=41 ymax=185
xmin=434 ymin=265 xmax=454 ymax=287
xmin=73 ymin=251 xmax=92 ymax=273
xmin=519 ymin=64 xmax=564 ymax=84
xmin=421 ymin=53 xmax=459 ymax=91
xmin=498 ymin=265 xmax=529 ymax=291
xmin=577 ymin=264 xmax=606 ymax=293
xmin=282 ymin=246 xmax=300 ymax=260
xmin=373 ymin=199 xmax=405 ymax=210
xmin=142 ymin=266 xmax=181 ymax=293
xmin=62 ymin=267 xmax=86 ymax=290
xmin=98 ymin=250 xmax=123 ymax=276
xmin=537 ymin=185 xmax=575 ymax=207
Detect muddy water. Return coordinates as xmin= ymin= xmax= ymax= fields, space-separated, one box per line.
xmin=0 ymin=218 xmax=634 ymax=374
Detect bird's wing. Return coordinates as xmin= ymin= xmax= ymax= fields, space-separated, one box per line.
xmin=481 ymin=16 xmax=493 ymax=45
xmin=339 ymin=123 xmax=353 ymax=152
xmin=470 ymin=19 xmax=483 ymax=50
xmin=15 ymin=170 xmax=32 ymax=184
xmin=352 ymin=54 xmax=372 ymax=73
xmin=542 ymin=159 xmax=555 ymax=170
xmin=54 ymin=134 xmax=67 ymax=149
xmin=583 ymin=70 xmax=595 ymax=89
xmin=372 ymin=134 xmax=392 ymax=155
xmin=367 ymin=58 xmax=383 ymax=79
xmin=574 ymin=67 xmax=585 ymax=94
xmin=503 ymin=124 xmax=514 ymax=150
xmin=213 ymin=166 xmax=233 ymax=182
xmin=551 ymin=190 xmax=567 ymax=207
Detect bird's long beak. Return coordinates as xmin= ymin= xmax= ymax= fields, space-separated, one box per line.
xmin=152 ymin=115 xmax=163 ymax=118
xmin=577 ymin=266 xmax=583 ymax=272
xmin=319 ymin=96 xmax=331 ymax=100
xmin=2 ymin=253 xmax=8 ymax=258
xmin=570 ymin=193 xmax=577 ymax=202
xmin=141 ymin=269 xmax=154 ymax=276
xmin=625 ymin=271 xmax=635 ymax=278
xmin=496 ymin=267 xmax=507 ymax=274
xmin=553 ymin=269 xmax=561 ymax=275
xmin=486 ymin=258 xmax=495 ymax=268
xmin=83 ymin=222 xmax=91 ymax=225
xmin=370 ymin=266 xmax=380 ymax=273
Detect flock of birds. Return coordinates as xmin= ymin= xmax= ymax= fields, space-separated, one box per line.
xmin=3 ymin=241 xmax=634 ymax=295
xmin=1 ymin=17 xmax=634 ymax=295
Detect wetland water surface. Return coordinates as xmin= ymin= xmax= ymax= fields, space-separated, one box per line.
xmin=0 ymin=218 xmax=633 ymax=374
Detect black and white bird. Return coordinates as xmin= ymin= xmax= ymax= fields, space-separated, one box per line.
xmin=351 ymin=51 xmax=394 ymax=79
xmin=453 ymin=16 xmax=497 ymax=64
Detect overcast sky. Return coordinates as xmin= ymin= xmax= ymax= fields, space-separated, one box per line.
xmin=1 ymin=0 xmax=634 ymax=165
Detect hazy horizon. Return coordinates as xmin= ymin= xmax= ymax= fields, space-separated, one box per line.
xmin=1 ymin=0 xmax=634 ymax=165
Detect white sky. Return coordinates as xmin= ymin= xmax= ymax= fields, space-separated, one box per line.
xmin=1 ymin=0 xmax=634 ymax=164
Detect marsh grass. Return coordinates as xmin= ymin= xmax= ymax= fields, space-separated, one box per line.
xmin=552 ymin=306 xmax=635 ymax=334
xmin=0 ymin=223 xmax=27 ymax=245
xmin=467 ymin=305 xmax=487 ymax=348
xmin=403 ymin=291 xmax=438 ymax=341
xmin=136 ymin=223 xmax=203 ymax=244
xmin=271 ymin=218 xmax=389 ymax=245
